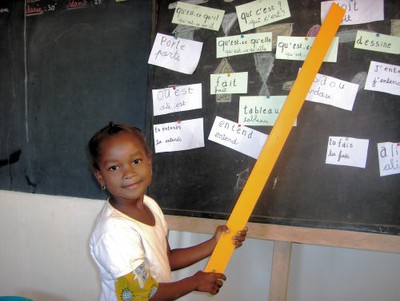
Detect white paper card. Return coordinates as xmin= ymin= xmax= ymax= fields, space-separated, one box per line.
xmin=172 ymin=2 xmax=225 ymax=31
xmin=306 ymin=72 xmax=359 ymax=111
xmin=276 ymin=36 xmax=339 ymax=62
xmin=236 ymin=0 xmax=291 ymax=33
xmin=152 ymin=83 xmax=202 ymax=116
xmin=238 ymin=95 xmax=296 ymax=127
xmin=321 ymin=0 xmax=384 ymax=25
xmin=354 ymin=30 xmax=400 ymax=55
xmin=208 ymin=116 xmax=268 ymax=159
xmin=216 ymin=32 xmax=272 ymax=58
xmin=148 ymin=33 xmax=203 ymax=74
xmin=377 ymin=142 xmax=400 ymax=177
xmin=326 ymin=136 xmax=369 ymax=168
xmin=365 ymin=61 xmax=400 ymax=96
xmin=153 ymin=118 xmax=204 ymax=153
xmin=210 ymin=72 xmax=248 ymax=94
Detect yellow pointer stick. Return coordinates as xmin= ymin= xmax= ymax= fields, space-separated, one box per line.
xmin=205 ymin=3 xmax=345 ymax=273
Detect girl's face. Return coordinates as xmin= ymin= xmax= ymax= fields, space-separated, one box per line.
xmin=94 ymin=131 xmax=152 ymax=204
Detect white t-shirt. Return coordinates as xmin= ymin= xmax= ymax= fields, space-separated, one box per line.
xmin=90 ymin=195 xmax=172 ymax=301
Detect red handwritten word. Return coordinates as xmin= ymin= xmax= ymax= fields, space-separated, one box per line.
xmin=26 ymin=5 xmax=43 ymax=15
xmin=67 ymin=0 xmax=88 ymax=9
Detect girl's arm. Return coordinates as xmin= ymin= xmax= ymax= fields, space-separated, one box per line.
xmin=115 ymin=266 xmax=225 ymax=301
xmin=167 ymin=225 xmax=247 ymax=271
xmin=115 ymin=226 xmax=246 ymax=300
xmin=150 ymin=271 xmax=226 ymax=301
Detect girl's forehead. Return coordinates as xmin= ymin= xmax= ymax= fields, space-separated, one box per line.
xmin=100 ymin=132 xmax=146 ymax=154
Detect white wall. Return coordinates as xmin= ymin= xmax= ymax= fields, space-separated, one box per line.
xmin=0 ymin=190 xmax=102 ymax=300
xmin=0 ymin=190 xmax=399 ymax=301
xmin=287 ymin=244 xmax=400 ymax=301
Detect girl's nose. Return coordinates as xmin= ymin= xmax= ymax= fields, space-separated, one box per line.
xmin=123 ymin=164 xmax=136 ymax=178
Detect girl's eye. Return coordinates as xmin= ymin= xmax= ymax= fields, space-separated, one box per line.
xmin=108 ymin=165 xmax=119 ymax=171
xmin=132 ymin=159 xmax=142 ymax=165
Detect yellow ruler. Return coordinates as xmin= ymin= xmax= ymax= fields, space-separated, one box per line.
xmin=205 ymin=3 xmax=345 ymax=273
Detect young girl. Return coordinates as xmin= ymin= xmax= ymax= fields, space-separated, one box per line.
xmin=88 ymin=122 xmax=247 ymax=301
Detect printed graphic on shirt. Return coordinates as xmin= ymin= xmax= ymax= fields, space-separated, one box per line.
xmin=115 ymin=262 xmax=158 ymax=301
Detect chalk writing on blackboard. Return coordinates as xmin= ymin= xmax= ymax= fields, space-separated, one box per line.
xmin=0 ymin=1 xmax=10 ymax=14
xmin=67 ymin=0 xmax=102 ymax=10
xmin=26 ymin=0 xmax=57 ymax=16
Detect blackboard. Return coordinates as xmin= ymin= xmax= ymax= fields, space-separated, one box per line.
xmin=148 ymin=0 xmax=400 ymax=234
xmin=0 ymin=0 xmax=152 ymax=199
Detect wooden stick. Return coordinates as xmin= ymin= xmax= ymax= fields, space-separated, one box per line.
xmin=205 ymin=3 xmax=345 ymax=273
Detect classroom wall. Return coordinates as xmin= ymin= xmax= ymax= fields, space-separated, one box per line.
xmin=1 ymin=190 xmax=400 ymax=301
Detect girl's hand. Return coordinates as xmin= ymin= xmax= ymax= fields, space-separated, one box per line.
xmin=233 ymin=226 xmax=248 ymax=248
xmin=193 ymin=271 xmax=226 ymax=295
xmin=213 ymin=225 xmax=248 ymax=248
